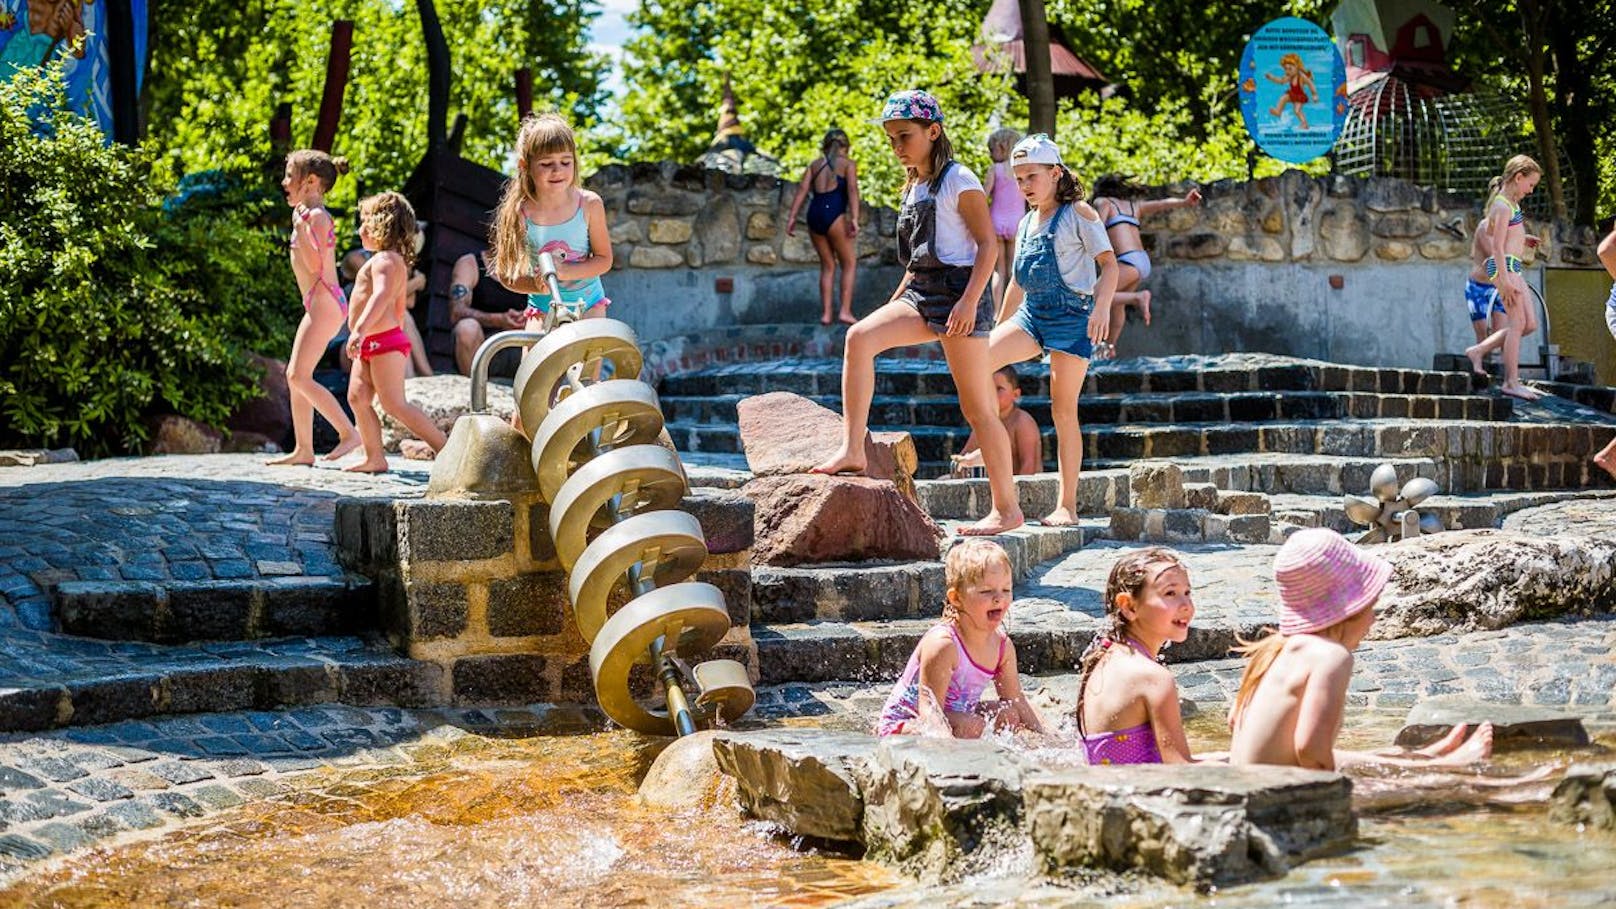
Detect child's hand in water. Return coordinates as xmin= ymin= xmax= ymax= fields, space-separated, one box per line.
xmin=945 ymin=298 xmax=975 ymax=336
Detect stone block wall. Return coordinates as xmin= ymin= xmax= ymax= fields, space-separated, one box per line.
xmin=334 ymin=489 xmax=757 ymax=708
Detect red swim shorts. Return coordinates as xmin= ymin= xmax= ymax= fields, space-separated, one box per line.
xmin=359 ymin=326 xmax=411 ymax=361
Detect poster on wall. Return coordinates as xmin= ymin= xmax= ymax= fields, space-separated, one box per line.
xmin=1238 ymin=17 xmax=1347 ymax=164
xmin=1 ymin=0 xmax=148 ymax=137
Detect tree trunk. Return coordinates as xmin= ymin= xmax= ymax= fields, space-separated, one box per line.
xmin=1548 ymin=0 xmax=1597 ymax=224
xmin=416 ymin=0 xmax=450 ymax=149
xmin=1019 ymin=0 xmax=1056 ymax=136
xmin=310 ymin=21 xmax=353 ymax=154
xmin=1520 ymin=0 xmax=1566 ymax=220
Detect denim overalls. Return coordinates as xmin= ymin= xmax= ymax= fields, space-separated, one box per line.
xmin=1008 ymin=203 xmax=1097 ymax=359
xmin=895 ymin=161 xmax=993 ymax=337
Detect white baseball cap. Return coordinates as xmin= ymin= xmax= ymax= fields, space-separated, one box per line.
xmin=1010 ymin=133 xmax=1063 ymax=167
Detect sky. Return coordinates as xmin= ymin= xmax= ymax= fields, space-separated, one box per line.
xmin=587 ymin=0 xmax=636 ymax=100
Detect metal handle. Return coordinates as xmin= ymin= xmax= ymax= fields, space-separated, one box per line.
xmin=469 ymin=331 xmax=546 ymax=413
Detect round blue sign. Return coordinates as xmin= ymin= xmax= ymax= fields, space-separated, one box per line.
xmin=1238 ymin=17 xmax=1347 ymax=164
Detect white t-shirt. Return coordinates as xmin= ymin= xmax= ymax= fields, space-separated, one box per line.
xmin=904 ymin=163 xmax=984 ymax=267
xmin=1017 ymin=204 xmax=1114 ymax=293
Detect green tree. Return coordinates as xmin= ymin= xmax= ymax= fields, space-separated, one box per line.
xmin=142 ymin=0 xmax=609 ymax=208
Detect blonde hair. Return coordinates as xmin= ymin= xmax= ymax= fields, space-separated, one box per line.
xmin=941 ymin=539 xmax=1013 ymax=623
xmin=286 ymin=149 xmax=350 ymax=193
xmin=358 ymin=192 xmax=418 ymax=269
xmin=1489 ymin=154 xmax=1542 ymax=197
xmin=1075 ymin=548 xmax=1186 ymax=734
xmin=1279 ymin=52 xmax=1311 ymax=78
xmin=1228 ymin=615 xmax=1363 ymax=729
xmin=490 ymin=113 xmax=581 ymax=284
xmin=987 ymin=128 xmax=1021 ymax=162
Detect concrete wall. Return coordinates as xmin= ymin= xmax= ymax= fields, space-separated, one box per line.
xmin=585 ymin=164 xmax=1605 ymax=371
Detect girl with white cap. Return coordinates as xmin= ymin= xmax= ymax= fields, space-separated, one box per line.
xmin=1229 ymin=528 xmax=1494 ymax=770
xmin=987 ymin=133 xmax=1117 ymax=526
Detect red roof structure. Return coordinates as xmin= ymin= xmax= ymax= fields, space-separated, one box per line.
xmin=973 ymin=0 xmax=1107 ymax=97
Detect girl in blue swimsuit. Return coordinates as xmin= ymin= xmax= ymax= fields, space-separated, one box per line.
xmin=787 ymin=128 xmax=862 ymax=325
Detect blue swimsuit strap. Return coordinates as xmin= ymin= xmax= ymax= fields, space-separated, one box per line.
xmin=1103 ymin=199 xmax=1139 ymax=228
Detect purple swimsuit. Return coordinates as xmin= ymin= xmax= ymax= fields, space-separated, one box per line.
xmin=1080 ymin=637 xmax=1165 ymax=765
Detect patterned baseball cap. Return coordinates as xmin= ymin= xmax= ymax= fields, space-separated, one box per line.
xmin=873 ymin=89 xmax=945 ymax=124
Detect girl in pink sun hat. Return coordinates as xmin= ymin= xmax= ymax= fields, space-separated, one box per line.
xmin=1228 ymin=528 xmax=1495 ymax=770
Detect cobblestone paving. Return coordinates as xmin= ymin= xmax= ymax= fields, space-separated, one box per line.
xmin=0 ymin=455 xmax=430 ymax=630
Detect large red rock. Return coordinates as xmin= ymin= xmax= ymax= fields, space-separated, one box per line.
xmin=744 ymin=474 xmax=944 ymax=566
xmin=226 ymin=355 xmax=293 ymax=451
xmin=737 ymin=392 xmax=917 ymax=502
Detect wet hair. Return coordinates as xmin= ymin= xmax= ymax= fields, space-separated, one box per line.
xmin=1091 ymin=173 xmax=1150 ymax=201
xmin=896 ymin=118 xmax=955 ymax=195
xmin=1074 ymin=548 xmax=1186 ymax=735
xmin=987 ymin=128 xmax=1022 ymax=162
xmin=358 ymin=192 xmax=418 ymax=269
xmin=286 ymin=149 xmax=350 ymax=193
xmin=941 ymin=539 xmax=1013 ymax=624
xmin=491 ymin=113 xmax=580 ymax=284
xmin=1488 ymin=155 xmax=1542 ymax=197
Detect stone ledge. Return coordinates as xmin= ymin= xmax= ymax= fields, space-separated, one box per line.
xmin=54 ymin=577 xmax=375 ymax=644
xmin=1550 ymin=763 xmax=1616 ymax=831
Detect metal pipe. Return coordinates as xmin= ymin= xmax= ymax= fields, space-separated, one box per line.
xmin=652 ymin=636 xmax=699 ymax=737
xmin=468 ymin=331 xmax=547 ymax=413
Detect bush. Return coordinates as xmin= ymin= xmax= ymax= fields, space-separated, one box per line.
xmin=0 ymin=64 xmax=296 ymax=456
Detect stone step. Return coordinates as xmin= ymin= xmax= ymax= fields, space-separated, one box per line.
xmin=1265 ymin=489 xmax=1616 ymax=538
xmin=656 ymin=354 xmax=1477 ymax=400
xmin=658 ymin=390 xmax=1512 ymax=428
xmin=54 ymin=577 xmax=375 ymax=644
xmin=667 ymin=417 xmax=1616 ymax=490
xmin=751 ymin=521 xmax=1102 ymax=625
xmin=0 ymin=634 xmax=444 ymax=732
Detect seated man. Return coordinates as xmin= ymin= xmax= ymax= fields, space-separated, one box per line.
xmin=951 ymin=364 xmax=1043 ymax=477
xmin=451 ymin=248 xmax=529 ymax=375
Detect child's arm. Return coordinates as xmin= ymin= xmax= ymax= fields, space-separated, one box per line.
xmin=983 ymin=164 xmax=996 ymax=199
xmin=1012 ymin=412 xmax=1041 ymax=475
xmin=1264 ymin=71 xmax=1287 ymax=84
xmin=1293 ymin=650 xmax=1352 ymax=770
xmin=1304 ymin=72 xmax=1319 ymax=102
xmin=1135 ymin=188 xmax=1202 ymax=217
xmin=845 ymin=160 xmax=861 ymax=237
xmin=784 ymin=163 xmax=815 ymax=237
xmin=991 ymin=640 xmax=1047 ymax=734
xmin=916 ymin=631 xmax=978 ymax=737
xmin=556 ymin=193 xmax=614 ymax=282
xmin=1141 ymin=664 xmax=1195 ymax=763
xmin=947 ymin=187 xmax=997 ymax=336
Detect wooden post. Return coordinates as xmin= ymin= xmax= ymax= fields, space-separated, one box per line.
xmin=311 ymin=20 xmax=354 ymax=153
xmin=417 ymin=0 xmax=450 ymax=149
xmin=516 ymin=68 xmax=534 ymax=120
xmin=103 ymin=0 xmax=141 ymax=144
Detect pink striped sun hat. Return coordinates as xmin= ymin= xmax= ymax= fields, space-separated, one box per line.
xmin=1273 ymin=528 xmax=1393 ymax=635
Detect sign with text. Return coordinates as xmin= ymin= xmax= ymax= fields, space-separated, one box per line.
xmin=1239 ymin=17 xmax=1347 ymax=164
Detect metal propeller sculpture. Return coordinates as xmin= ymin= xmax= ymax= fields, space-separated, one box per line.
xmin=1342 ymin=463 xmax=1443 ymax=544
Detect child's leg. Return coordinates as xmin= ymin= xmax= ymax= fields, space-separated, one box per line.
xmin=369 ymin=351 xmax=448 ymax=453
xmin=992 ymin=238 xmax=1014 ymax=314
xmin=1470 ymin=318 xmax=1489 ymax=346
xmin=1592 ymin=435 xmax=1616 ymax=480
xmin=270 ymin=310 xmax=358 ymax=465
xmin=830 ymin=221 xmax=859 ymax=323
xmin=1295 ymin=103 xmax=1309 ymax=130
xmin=811 ymin=233 xmax=836 ymax=324
xmin=942 ymin=334 xmax=1024 ymax=535
xmin=812 ymin=302 xmax=936 ymax=475
xmin=1105 ymin=264 xmax=1145 ymax=354
xmin=345 ymin=358 xmax=389 ymax=473
xmin=1045 ymin=350 xmax=1091 ymax=526
xmin=1337 ymin=722 xmax=1495 ymax=769
xmin=1497 ymin=291 xmax=1540 ymax=400
xmin=402 ymin=317 xmax=433 ymax=377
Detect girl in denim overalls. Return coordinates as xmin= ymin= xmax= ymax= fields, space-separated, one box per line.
xmin=814 ymin=90 xmax=1023 ymax=536
xmin=986 ymin=135 xmax=1117 ymax=526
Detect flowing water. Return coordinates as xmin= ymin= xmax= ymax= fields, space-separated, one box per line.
xmin=0 ymin=712 xmax=1610 ymax=908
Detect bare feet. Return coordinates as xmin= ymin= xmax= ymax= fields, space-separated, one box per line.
xmin=811 ymin=448 xmax=866 ymax=476
xmin=838 ymin=312 xmax=858 ymax=326
xmin=958 ymin=508 xmax=1025 ymax=536
xmin=1592 ymin=449 xmax=1616 ymax=481
xmin=1412 ymin=722 xmax=1473 ymax=758
xmin=1463 ymin=344 xmax=1488 ymax=377
xmin=1137 ymin=290 xmax=1152 ymax=327
xmin=820 ymin=314 xmax=834 ymax=326
xmin=1499 ymin=383 xmax=1541 ymax=402
xmin=344 ymin=458 xmax=389 ymax=474
xmin=1432 ymin=722 xmax=1494 ymax=766
xmin=322 ymin=435 xmax=362 ymax=461
xmin=1040 ymin=506 xmax=1079 ymax=527
xmin=265 ymin=451 xmax=314 ymax=467
xmin=399 ymin=439 xmax=436 ymax=461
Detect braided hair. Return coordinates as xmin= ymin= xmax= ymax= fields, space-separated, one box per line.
xmin=1074 ymin=547 xmax=1185 ymax=736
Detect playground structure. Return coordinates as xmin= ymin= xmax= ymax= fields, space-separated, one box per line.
xmin=445 ymin=253 xmax=754 ymax=735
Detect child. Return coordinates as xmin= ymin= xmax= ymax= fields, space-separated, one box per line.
xmin=785 ymin=127 xmax=861 ymax=326
xmin=813 ymin=90 xmax=1022 ymax=536
xmin=489 ymin=113 xmax=614 ymax=330
xmin=952 ymin=364 xmax=1041 ymax=477
xmin=984 ymin=127 xmax=1025 ymax=314
xmin=1090 ymin=174 xmax=1201 ymax=359
xmin=1461 ymin=215 xmax=1507 ymax=374
xmin=876 ymin=539 xmax=1045 ymax=737
xmin=342 ymin=193 xmax=449 ymax=473
xmin=268 ymin=150 xmax=360 ymax=467
xmin=1228 ymin=528 xmax=1494 ymax=770
xmin=1480 ymin=156 xmax=1545 ymax=401
xmin=1074 ymin=548 xmax=1198 ymax=765
xmin=1595 ymin=221 xmax=1616 ymax=480
xmin=1265 ymin=53 xmax=1317 ymax=129
xmin=984 ymin=135 xmax=1117 ymax=525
